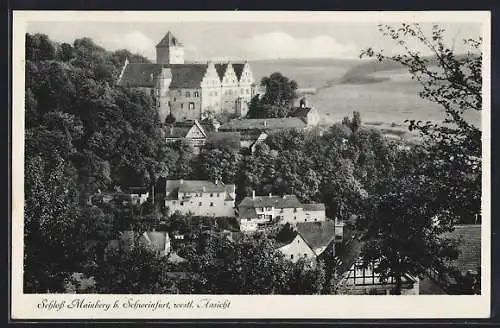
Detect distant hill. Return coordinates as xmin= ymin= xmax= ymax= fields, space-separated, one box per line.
xmin=340 ymin=54 xmax=472 ymax=85
xmin=249 ymin=57 xmax=359 ymax=68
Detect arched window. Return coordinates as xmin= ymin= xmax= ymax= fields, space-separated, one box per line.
xmin=185 ymin=91 xmax=190 ymax=97
xmin=194 ymin=91 xmax=199 ymax=97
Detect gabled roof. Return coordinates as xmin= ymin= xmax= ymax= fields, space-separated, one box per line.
xmin=156 ymin=31 xmax=183 ymax=47
xmin=443 ymin=224 xmax=481 ymax=275
xmin=220 ymin=118 xmax=307 ymax=131
xmin=296 ymin=221 xmax=336 ymax=252
xmin=238 ymin=194 xmax=303 ymax=209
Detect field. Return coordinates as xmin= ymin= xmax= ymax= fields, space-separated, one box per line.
xmin=249 ymin=59 xmax=481 ymax=138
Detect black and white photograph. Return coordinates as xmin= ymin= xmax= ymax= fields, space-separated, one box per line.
xmin=11 ymin=10 xmax=490 ymax=319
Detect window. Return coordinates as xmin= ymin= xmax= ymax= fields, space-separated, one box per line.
xmin=280 ymin=209 xmax=284 ymax=213
xmin=290 ymin=254 xmax=294 ymax=260
xmin=180 ymin=202 xmax=184 ymax=206
xmin=180 ymin=103 xmax=184 ymax=109
xmin=294 ymin=216 xmax=296 ymax=220
xmin=210 ymin=202 xmax=214 ymax=207
xmin=305 ymin=219 xmax=307 ymax=222
xmin=189 ymin=102 xmax=195 ymax=110
xmin=173 ymin=97 xmax=176 ymax=102
xmin=185 ymin=91 xmax=190 ymax=97
xmin=247 ymin=218 xmax=251 ymax=221
xmin=210 ymin=193 xmax=213 ymax=197
xmin=294 ymin=208 xmax=297 ymax=213
xmin=217 ymin=193 xmax=220 ymax=197
xmin=304 ymin=254 xmax=308 ymax=258
xmin=199 ymin=202 xmax=202 ymax=206
xmin=194 ymin=91 xmax=199 ymax=97
xmin=297 ymin=239 xmax=300 ymax=243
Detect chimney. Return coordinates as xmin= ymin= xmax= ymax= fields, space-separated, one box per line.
xmin=252 ymin=190 xmax=255 ymax=200
xmin=269 ymin=192 xmax=272 ymax=198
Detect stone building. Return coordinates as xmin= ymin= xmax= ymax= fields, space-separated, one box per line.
xmin=117 ymin=31 xmax=255 ymax=123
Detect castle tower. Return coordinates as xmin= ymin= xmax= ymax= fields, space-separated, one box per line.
xmin=156 ymin=31 xmax=184 ymax=65
xmin=155 ymin=67 xmax=172 ymax=122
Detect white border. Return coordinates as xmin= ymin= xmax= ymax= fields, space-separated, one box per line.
xmin=11 ymin=10 xmax=491 ymax=320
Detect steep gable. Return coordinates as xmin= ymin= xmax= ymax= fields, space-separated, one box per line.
xmin=156 ymin=31 xmax=183 ymax=47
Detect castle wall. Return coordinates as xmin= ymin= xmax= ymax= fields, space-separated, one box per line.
xmin=169 ymin=88 xmax=202 ymax=121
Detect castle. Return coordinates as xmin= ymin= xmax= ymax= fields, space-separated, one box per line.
xmin=117 ymin=31 xmax=256 ymax=123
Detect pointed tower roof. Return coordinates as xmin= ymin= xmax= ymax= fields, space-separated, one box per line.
xmin=156 ymin=31 xmax=183 ymax=47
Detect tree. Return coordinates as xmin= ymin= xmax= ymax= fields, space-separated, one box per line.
xmin=361 ymin=23 xmax=482 ymax=224
xmin=342 ymin=110 xmax=362 ymax=133
xmin=246 ymin=72 xmax=298 ymax=118
xmin=356 ymin=175 xmax=458 ymax=294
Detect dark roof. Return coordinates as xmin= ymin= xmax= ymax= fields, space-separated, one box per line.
xmin=166 ymin=180 xmax=235 ymax=198
xmin=214 ymin=63 xmax=228 ymax=81
xmin=288 ymin=107 xmax=313 ymax=118
xmin=156 ymin=31 xmax=183 ymax=47
xmin=118 ymin=63 xmax=208 ymax=89
xmin=303 ymin=203 xmax=325 ymax=211
xmin=296 ymin=221 xmax=336 ymax=251
xmin=232 ymin=63 xmax=245 ymax=81
xmin=275 ymin=225 xmax=299 ymax=247
xmin=443 ymin=224 xmax=481 ymax=275
xmin=238 ymin=207 xmax=257 ymax=220
xmin=168 ymin=64 xmax=207 ymax=88
xmin=117 ymin=63 xmax=162 ymax=88
xmin=205 ymin=132 xmax=241 ymax=150
xmin=220 ymin=118 xmax=307 ymax=131
xmin=238 ymin=194 xmax=302 ymax=209
xmin=166 ymin=127 xmax=191 ymax=138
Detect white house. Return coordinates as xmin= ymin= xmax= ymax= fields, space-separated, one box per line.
xmin=165 ymin=179 xmax=236 ymax=217
xmin=237 ymin=191 xmax=327 ymax=232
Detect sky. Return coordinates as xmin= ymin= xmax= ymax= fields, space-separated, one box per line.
xmin=26 ymin=20 xmax=482 ymax=62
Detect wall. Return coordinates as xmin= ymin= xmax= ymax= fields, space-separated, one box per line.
xmin=169 ymin=88 xmax=202 ymax=121
xmin=278 ymin=234 xmax=316 ymax=263
xmin=166 ymin=192 xmax=236 ymax=217
xmin=156 ymin=46 xmax=184 ymax=65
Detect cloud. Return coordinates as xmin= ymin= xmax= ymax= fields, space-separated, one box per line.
xmin=96 ymin=31 xmax=156 ymax=60
xmin=240 ymin=32 xmax=358 ymax=59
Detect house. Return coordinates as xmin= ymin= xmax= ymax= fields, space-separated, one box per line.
xmin=117 ymin=31 xmax=255 ymax=122
xmin=287 ymin=97 xmax=321 ymax=126
xmin=107 ymin=230 xmax=171 ymax=257
xmin=427 ymin=224 xmax=481 ymax=294
xmin=275 ymin=221 xmax=338 ymax=264
xmin=127 ymin=186 xmax=150 ymax=205
xmin=237 ymin=191 xmax=328 ymax=232
xmin=165 ymin=119 xmax=208 ymax=153
xmin=332 ymin=227 xmax=419 ymax=295
xmin=165 ymin=179 xmax=236 ymax=217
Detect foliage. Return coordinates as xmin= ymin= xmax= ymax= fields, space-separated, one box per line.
xmin=361 ymin=23 xmax=482 ymax=224
xmin=246 ymin=72 xmax=298 ymax=118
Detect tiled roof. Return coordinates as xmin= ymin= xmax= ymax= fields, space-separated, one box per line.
xmin=238 ymin=207 xmax=257 ymax=220
xmin=275 ymin=224 xmax=299 ymax=247
xmin=334 ymin=228 xmax=363 ymax=276
xmin=288 ymin=107 xmax=313 ymax=118
xmin=166 ymin=180 xmax=235 ymax=197
xmin=166 ymin=127 xmax=191 ymax=138
xmin=232 ymin=63 xmax=245 ymax=81
xmin=296 ymin=221 xmax=336 ymax=251
xmin=443 ymin=224 xmax=481 ymax=275
xmin=205 ymin=132 xmax=241 ymax=150
xmin=118 ymin=63 xmax=208 ymax=89
xmin=220 ymin=118 xmax=307 ymax=131
xmin=168 ymin=64 xmax=207 ymax=88
xmin=214 ymin=63 xmax=228 ymax=81
xmin=303 ymin=203 xmax=325 ymax=211
xmin=238 ymin=194 xmax=302 ymax=209
xmin=156 ymin=31 xmax=183 ymax=47
xmin=117 ymin=63 xmax=162 ymax=88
